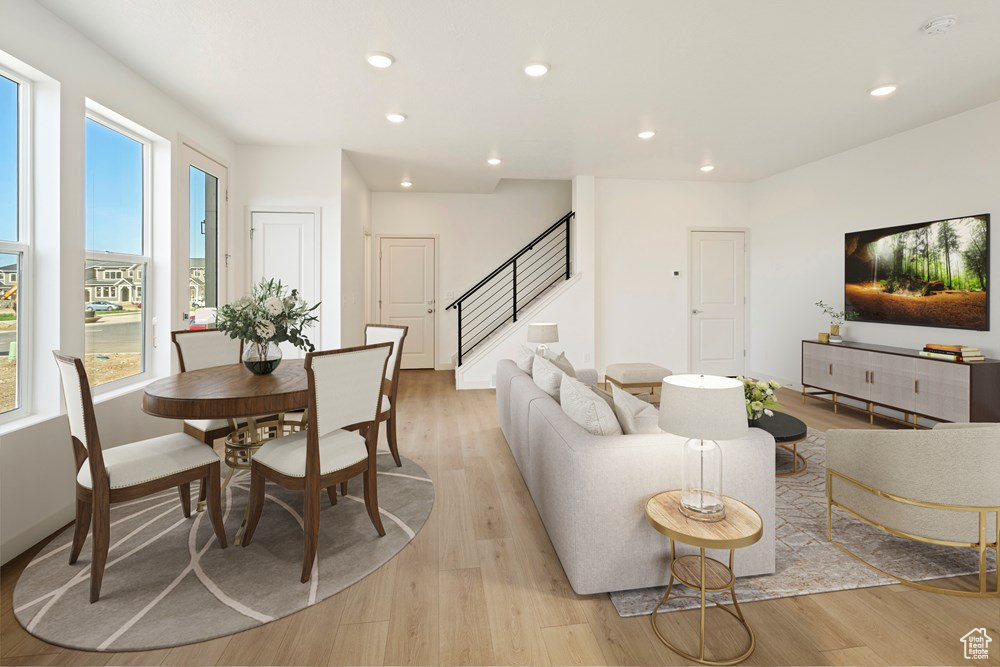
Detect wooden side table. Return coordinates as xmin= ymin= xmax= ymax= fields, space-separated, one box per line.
xmin=645 ymin=490 xmax=763 ymax=666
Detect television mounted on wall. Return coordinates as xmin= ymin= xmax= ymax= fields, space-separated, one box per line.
xmin=844 ymin=214 xmax=989 ymax=331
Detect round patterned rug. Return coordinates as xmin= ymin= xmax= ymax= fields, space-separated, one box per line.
xmin=13 ymin=453 xmax=434 ymax=652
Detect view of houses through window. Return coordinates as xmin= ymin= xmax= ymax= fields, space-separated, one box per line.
xmin=84 ymin=116 xmax=148 ymax=387
xmin=189 ymin=165 xmax=218 ymax=310
xmin=0 ymin=73 xmax=22 ymax=415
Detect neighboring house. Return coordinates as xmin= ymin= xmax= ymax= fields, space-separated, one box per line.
xmin=83 ymin=262 xmax=143 ymax=305
xmin=189 ymin=258 xmax=206 ymax=307
xmin=0 ymin=262 xmax=17 ymax=309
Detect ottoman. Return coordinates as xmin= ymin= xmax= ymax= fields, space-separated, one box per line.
xmin=604 ymin=363 xmax=672 ymax=395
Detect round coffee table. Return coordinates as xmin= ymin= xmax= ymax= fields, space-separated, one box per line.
xmin=645 ymin=490 xmax=763 ymax=666
xmin=750 ymin=411 xmax=808 ymax=476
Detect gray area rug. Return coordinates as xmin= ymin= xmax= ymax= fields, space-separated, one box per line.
xmin=13 ymin=453 xmax=434 ymax=651
xmin=611 ymin=428 xmax=996 ymax=617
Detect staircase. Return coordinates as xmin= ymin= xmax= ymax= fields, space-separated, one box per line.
xmin=446 ymin=211 xmax=574 ymax=366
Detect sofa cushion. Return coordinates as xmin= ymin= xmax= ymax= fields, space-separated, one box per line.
xmin=611 ymin=384 xmax=662 ymax=434
xmin=532 ymin=354 xmax=565 ymax=401
xmin=560 ymin=375 xmax=622 ymax=436
xmin=542 ymin=349 xmax=576 ymax=378
xmin=515 ymin=344 xmax=536 ymax=374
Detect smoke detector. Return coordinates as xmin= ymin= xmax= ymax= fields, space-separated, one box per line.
xmin=922 ymin=15 xmax=957 ymax=35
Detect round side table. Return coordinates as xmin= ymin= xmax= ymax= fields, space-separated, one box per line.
xmin=645 ymin=490 xmax=763 ymax=666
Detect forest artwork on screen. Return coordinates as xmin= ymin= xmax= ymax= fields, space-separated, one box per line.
xmin=844 ymin=215 xmax=989 ymax=330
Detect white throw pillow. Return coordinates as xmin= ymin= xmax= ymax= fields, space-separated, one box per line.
xmin=541 ymin=348 xmax=576 ymax=378
xmin=515 ymin=344 xmax=535 ymax=374
xmin=560 ymin=375 xmax=622 ymax=436
xmin=532 ymin=354 xmax=565 ymax=401
xmin=611 ymin=384 xmax=662 ymax=434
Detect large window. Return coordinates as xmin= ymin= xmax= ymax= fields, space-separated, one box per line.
xmin=0 ymin=72 xmax=25 ymax=416
xmin=189 ymin=165 xmax=219 ymax=310
xmin=84 ymin=116 xmax=149 ymax=387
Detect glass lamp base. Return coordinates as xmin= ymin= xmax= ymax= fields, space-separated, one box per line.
xmin=680 ymin=491 xmax=726 ymax=522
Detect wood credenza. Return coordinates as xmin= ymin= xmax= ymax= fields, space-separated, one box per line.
xmin=801 ymin=340 xmax=1000 ymax=425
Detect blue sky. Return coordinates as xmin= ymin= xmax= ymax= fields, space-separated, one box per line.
xmin=189 ymin=166 xmax=206 ymax=259
xmin=85 ymin=118 xmax=143 ymax=254
xmin=0 ymin=75 xmax=17 ymax=242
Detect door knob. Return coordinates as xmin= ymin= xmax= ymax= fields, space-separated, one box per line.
xmin=692 ymin=309 xmax=703 ymax=314
xmin=427 ymin=308 xmax=433 ymax=313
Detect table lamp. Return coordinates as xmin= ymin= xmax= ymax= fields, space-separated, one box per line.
xmin=526 ymin=323 xmax=558 ymax=354
xmin=658 ymin=374 xmax=748 ymax=521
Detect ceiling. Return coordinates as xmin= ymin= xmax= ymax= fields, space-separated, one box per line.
xmin=36 ymin=0 xmax=1000 ymax=193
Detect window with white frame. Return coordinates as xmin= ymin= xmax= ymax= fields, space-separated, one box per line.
xmin=84 ymin=115 xmax=150 ymax=387
xmin=0 ymin=70 xmax=26 ymax=416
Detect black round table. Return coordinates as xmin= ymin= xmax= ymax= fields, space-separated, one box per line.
xmin=749 ymin=411 xmax=808 ymax=476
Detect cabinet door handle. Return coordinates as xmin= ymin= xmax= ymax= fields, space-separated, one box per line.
xmin=915 ymin=379 xmax=920 ymax=394
xmin=828 ymin=363 xmax=833 ymax=375
xmin=870 ymin=371 xmax=875 ymax=384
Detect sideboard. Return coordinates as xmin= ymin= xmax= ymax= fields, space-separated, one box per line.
xmin=801 ymin=340 xmax=1000 ymax=426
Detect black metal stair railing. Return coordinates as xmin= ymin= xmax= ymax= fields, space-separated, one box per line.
xmin=446 ymin=211 xmax=574 ymax=366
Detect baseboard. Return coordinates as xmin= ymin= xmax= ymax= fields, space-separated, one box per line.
xmin=1 ymin=502 xmax=73 ymax=566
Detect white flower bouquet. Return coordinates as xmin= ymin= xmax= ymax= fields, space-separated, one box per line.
xmin=737 ymin=376 xmax=782 ymax=422
xmin=216 ymin=278 xmax=320 ymax=367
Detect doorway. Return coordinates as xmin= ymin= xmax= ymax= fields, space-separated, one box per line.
xmin=688 ymin=229 xmax=749 ymax=376
xmin=378 ymin=236 xmax=436 ymax=369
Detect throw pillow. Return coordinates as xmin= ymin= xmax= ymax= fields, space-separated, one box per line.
xmin=541 ymin=348 xmax=576 ymax=377
xmin=532 ymin=354 xmax=565 ymax=401
xmin=515 ymin=344 xmax=535 ymax=374
xmin=590 ymin=385 xmax=615 ymax=409
xmin=611 ymin=384 xmax=662 ymax=434
xmin=560 ymin=374 xmax=622 ymax=436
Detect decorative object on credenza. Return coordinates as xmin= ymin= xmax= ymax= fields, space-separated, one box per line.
xmin=844 ymin=214 xmax=989 ymax=331
xmin=920 ymin=343 xmax=986 ymax=362
xmin=818 ymin=332 xmax=830 ymax=344
xmin=815 ymin=299 xmax=858 ymax=343
xmin=659 ymin=375 xmax=749 ymax=522
xmin=526 ymin=322 xmax=558 ymax=354
xmin=738 ymin=376 xmax=782 ymax=424
xmin=216 ymin=278 xmax=320 ymax=375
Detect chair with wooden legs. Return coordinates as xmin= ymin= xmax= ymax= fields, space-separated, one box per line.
xmin=240 ymin=342 xmax=393 ymax=583
xmin=53 ymin=352 xmax=228 ymax=603
xmin=171 ymin=329 xmax=244 ymax=444
xmin=365 ymin=324 xmax=408 ymax=467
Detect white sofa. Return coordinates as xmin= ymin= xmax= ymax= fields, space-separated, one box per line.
xmin=496 ymin=359 xmax=776 ymax=594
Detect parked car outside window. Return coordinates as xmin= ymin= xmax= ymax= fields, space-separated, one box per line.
xmin=85 ymin=301 xmax=123 ymax=311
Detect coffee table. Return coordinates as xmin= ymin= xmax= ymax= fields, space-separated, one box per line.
xmin=645 ymin=490 xmax=763 ymax=665
xmin=749 ymin=411 xmax=808 ymax=476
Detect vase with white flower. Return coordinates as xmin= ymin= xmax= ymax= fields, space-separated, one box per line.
xmin=215 ymin=278 xmax=320 ymax=375
xmin=738 ymin=376 xmax=782 ymax=425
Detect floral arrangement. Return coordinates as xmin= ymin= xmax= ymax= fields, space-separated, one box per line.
xmin=815 ymin=300 xmax=859 ymax=326
xmin=216 ymin=278 xmax=320 ymax=359
xmin=738 ymin=376 xmax=781 ymax=422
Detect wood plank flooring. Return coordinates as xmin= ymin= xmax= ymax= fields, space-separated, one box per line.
xmin=2 ymin=373 xmax=996 ymax=666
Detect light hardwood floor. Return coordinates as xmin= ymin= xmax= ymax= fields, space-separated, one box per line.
xmin=2 ymin=373 xmax=996 ymax=666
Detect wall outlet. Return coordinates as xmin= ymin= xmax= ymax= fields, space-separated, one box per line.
xmin=584 ymin=352 xmax=592 ymax=362
xmin=446 ymin=291 xmax=455 ymax=301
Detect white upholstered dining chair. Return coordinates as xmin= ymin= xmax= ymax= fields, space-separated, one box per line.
xmin=53 ymin=351 xmax=227 ymax=603
xmin=365 ymin=324 xmax=408 ymax=467
xmin=171 ymin=329 xmax=244 ymax=444
xmin=240 ymin=342 xmax=393 ymax=583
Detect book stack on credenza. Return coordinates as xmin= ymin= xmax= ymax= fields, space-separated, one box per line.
xmin=919 ymin=343 xmax=986 ymax=362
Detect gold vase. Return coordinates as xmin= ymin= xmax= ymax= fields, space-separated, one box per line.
xmin=829 ymin=324 xmax=840 ymax=336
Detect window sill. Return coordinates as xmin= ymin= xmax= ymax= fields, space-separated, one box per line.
xmin=0 ymin=412 xmax=52 ymax=437
xmin=92 ymin=376 xmax=157 ymax=404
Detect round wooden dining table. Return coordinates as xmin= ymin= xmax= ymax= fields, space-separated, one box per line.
xmin=142 ymin=359 xmax=309 ymax=543
xmin=142 ymin=359 xmax=308 ymax=421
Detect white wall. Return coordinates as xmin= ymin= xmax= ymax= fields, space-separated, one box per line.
xmin=0 ymin=0 xmax=235 ymax=564
xmin=749 ymin=101 xmax=1000 ymax=384
xmin=340 ymin=153 xmax=370 ymax=347
xmin=594 ymin=179 xmax=752 ymax=376
xmin=372 ymin=179 xmax=572 ymax=369
xmin=233 ymin=145 xmax=342 ymax=350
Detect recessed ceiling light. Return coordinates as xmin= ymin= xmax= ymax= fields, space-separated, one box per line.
xmin=700 ymin=164 xmax=715 ymax=173
xmin=637 ymin=130 xmax=656 ymax=140
xmin=922 ymin=15 xmax=957 ymax=35
xmin=366 ymin=52 xmax=395 ymax=69
xmin=385 ymin=112 xmax=408 ymax=123
xmin=524 ymin=62 xmax=549 ymax=77
xmin=487 ymin=158 xmax=502 ymax=166
xmin=400 ymin=180 xmax=413 ymax=188
xmin=868 ymin=83 xmax=898 ymax=97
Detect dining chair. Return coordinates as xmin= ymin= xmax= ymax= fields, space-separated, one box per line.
xmin=240 ymin=342 xmax=392 ymax=583
xmin=53 ymin=352 xmax=227 ymax=603
xmin=364 ymin=324 xmax=408 ymax=467
xmin=171 ymin=329 xmax=244 ymax=445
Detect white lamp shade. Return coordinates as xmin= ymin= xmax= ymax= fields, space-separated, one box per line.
xmin=658 ymin=374 xmax=749 ymax=441
xmin=526 ymin=323 xmax=559 ymax=344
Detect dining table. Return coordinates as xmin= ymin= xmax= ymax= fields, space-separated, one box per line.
xmin=142 ymin=359 xmax=309 ymax=542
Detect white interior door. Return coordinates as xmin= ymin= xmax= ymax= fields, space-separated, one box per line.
xmin=689 ymin=230 xmax=747 ymax=376
xmin=251 ymin=210 xmax=320 ymax=358
xmin=379 ymin=237 xmax=435 ymax=369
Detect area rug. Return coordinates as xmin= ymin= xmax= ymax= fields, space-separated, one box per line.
xmin=611 ymin=428 xmax=996 ymax=617
xmin=13 ymin=453 xmax=434 ymax=651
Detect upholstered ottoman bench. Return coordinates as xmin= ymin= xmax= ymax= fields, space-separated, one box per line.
xmin=604 ymin=363 xmax=672 ymax=396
